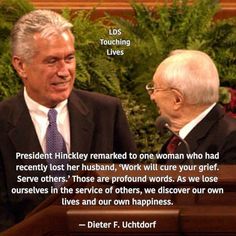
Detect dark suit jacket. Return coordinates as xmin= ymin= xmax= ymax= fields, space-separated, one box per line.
xmin=0 ymin=89 xmax=137 ymax=231
xmin=160 ymin=104 xmax=236 ymax=164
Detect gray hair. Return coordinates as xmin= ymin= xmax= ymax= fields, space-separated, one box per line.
xmin=155 ymin=50 xmax=219 ymax=105
xmin=11 ymin=9 xmax=73 ymax=61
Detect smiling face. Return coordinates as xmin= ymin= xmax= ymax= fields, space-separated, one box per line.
xmin=12 ymin=30 xmax=76 ymax=108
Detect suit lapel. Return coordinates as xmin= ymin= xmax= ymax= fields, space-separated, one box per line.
xmin=8 ymin=92 xmax=42 ymax=154
xmin=68 ymin=90 xmax=94 ymax=155
xmin=8 ymin=90 xmax=95 ymax=178
xmin=7 ymin=92 xmax=52 ymax=188
xmin=10 ymin=90 xmax=95 ymax=155
xmin=176 ymin=104 xmax=225 ymax=154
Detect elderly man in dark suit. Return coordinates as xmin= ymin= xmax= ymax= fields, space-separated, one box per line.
xmin=0 ymin=10 xmax=137 ymax=231
xmin=146 ymin=49 xmax=236 ymax=164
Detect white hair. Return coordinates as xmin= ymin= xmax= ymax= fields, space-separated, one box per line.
xmin=155 ymin=50 xmax=219 ymax=105
xmin=11 ymin=10 xmax=73 ymax=61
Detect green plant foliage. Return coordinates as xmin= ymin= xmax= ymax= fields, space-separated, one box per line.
xmin=219 ymin=87 xmax=231 ymax=104
xmin=62 ymin=9 xmax=122 ymax=96
xmin=109 ymin=0 xmax=236 ymax=105
xmin=108 ymin=0 xmax=236 ymax=151
xmin=0 ymin=0 xmax=34 ymax=100
xmin=205 ymin=18 xmax=236 ymax=87
xmin=120 ymin=93 xmax=164 ymax=154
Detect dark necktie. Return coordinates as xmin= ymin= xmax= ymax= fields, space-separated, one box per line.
xmin=46 ymin=109 xmax=67 ymax=154
xmin=166 ymin=136 xmax=181 ymax=154
xmin=46 ymin=108 xmax=67 ymax=187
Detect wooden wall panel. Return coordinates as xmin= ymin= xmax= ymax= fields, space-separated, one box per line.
xmin=29 ymin=0 xmax=236 ymax=19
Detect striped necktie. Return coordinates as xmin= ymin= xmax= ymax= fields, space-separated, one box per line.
xmin=46 ymin=108 xmax=67 ymax=187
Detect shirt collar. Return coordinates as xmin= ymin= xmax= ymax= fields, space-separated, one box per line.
xmin=24 ymin=87 xmax=68 ymax=117
xmin=179 ymin=103 xmax=216 ymax=139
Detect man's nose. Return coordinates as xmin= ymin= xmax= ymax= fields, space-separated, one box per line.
xmin=57 ymin=61 xmax=70 ymax=78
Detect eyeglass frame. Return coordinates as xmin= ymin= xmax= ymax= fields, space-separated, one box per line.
xmin=145 ymin=81 xmax=172 ymax=95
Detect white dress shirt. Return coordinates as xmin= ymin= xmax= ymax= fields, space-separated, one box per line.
xmin=24 ymin=88 xmax=71 ymax=153
xmin=179 ymin=103 xmax=216 ymax=139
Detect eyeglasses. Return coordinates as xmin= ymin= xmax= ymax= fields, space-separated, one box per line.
xmin=145 ymin=81 xmax=171 ymax=95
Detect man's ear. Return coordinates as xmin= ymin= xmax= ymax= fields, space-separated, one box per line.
xmin=12 ymin=56 xmax=27 ymax=80
xmin=172 ymin=88 xmax=184 ymax=110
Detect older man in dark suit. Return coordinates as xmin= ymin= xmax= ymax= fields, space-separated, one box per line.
xmin=0 ymin=10 xmax=137 ymax=232
xmin=146 ymin=49 xmax=236 ymax=164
